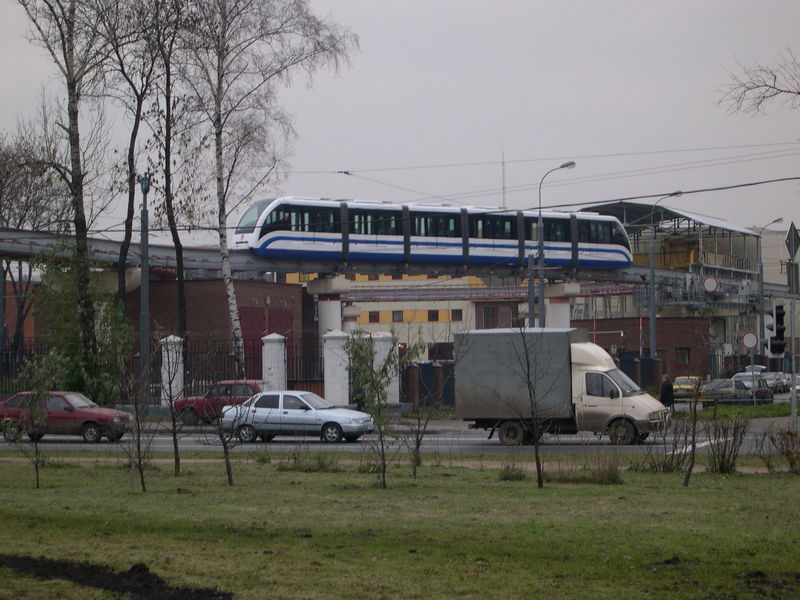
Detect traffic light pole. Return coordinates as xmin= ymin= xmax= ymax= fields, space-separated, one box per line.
xmin=791 ymin=300 xmax=797 ymax=431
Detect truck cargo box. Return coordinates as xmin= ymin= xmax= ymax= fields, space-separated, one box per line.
xmin=454 ymin=328 xmax=588 ymax=421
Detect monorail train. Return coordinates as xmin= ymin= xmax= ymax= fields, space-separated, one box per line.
xmin=233 ymin=196 xmax=632 ymax=269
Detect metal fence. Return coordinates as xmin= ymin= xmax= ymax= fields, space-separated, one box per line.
xmin=2 ymin=336 xmax=331 ymax=403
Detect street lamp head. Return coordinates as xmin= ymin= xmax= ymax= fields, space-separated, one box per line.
xmin=137 ymin=172 xmax=152 ymax=196
xmin=560 ymin=161 xmax=576 ymax=170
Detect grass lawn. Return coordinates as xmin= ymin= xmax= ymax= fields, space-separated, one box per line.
xmin=0 ymin=450 xmax=799 ymax=600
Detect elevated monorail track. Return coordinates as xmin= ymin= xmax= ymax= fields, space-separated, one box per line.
xmin=0 ymin=229 xmax=790 ymax=303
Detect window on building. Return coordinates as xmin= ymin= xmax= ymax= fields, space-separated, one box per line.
xmin=368 ymin=311 xmax=380 ymax=323
xmin=451 ymin=309 xmax=463 ymax=322
xmin=428 ymin=310 xmax=439 ymax=322
xmin=392 ymin=310 xmax=403 ymax=323
xmin=676 ymin=347 xmax=690 ymax=366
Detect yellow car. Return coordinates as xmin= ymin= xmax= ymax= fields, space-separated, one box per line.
xmin=672 ymin=376 xmax=702 ymax=398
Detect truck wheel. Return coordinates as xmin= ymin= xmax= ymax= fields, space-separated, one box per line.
xmin=498 ymin=421 xmax=524 ymax=446
xmin=608 ymin=419 xmax=636 ymax=445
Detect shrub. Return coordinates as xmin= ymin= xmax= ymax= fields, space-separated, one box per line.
xmin=705 ymin=418 xmax=749 ymax=474
xmin=769 ymin=429 xmax=800 ymax=474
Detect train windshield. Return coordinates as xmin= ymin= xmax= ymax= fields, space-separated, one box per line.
xmin=611 ymin=222 xmax=630 ymax=250
xmin=235 ymin=199 xmax=272 ymax=234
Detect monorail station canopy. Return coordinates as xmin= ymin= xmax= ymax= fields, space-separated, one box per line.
xmin=580 ymin=201 xmax=761 ymax=279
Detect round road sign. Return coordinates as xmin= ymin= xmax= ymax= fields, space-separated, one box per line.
xmin=742 ymin=332 xmax=758 ymax=349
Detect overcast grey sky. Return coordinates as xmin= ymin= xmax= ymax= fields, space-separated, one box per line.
xmin=2 ymin=1 xmax=799 ymax=239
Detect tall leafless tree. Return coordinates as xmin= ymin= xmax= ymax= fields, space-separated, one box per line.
xmin=95 ymin=0 xmax=160 ymax=306
xmin=146 ymin=0 xmax=196 ymax=348
xmin=180 ymin=0 xmax=357 ymax=375
xmin=17 ymin=0 xmax=111 ymax=380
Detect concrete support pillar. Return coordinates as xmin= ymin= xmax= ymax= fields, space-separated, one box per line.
xmin=544 ymin=283 xmax=581 ymax=328
xmin=323 ymin=330 xmax=350 ymax=406
xmin=307 ymin=276 xmax=352 ymax=336
xmin=160 ymin=335 xmax=184 ymax=407
xmin=261 ymin=333 xmax=286 ymax=390
xmin=342 ymin=304 xmax=361 ymax=334
xmin=370 ymin=332 xmax=400 ymax=405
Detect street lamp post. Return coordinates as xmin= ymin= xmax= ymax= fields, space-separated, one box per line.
xmin=138 ymin=172 xmax=152 ymax=409
xmin=530 ymin=160 xmax=575 ymax=327
xmin=757 ymin=217 xmax=784 ymax=356
xmin=648 ymin=192 xmax=682 ymax=360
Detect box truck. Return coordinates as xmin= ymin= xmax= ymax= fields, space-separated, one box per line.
xmin=454 ymin=328 xmax=670 ymax=445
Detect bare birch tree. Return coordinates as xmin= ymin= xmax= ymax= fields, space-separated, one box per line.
xmin=180 ymin=0 xmax=357 ymax=375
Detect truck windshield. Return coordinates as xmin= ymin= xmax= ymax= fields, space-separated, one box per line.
xmin=606 ymin=368 xmax=642 ymax=397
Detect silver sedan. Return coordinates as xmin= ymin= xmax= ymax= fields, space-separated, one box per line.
xmin=220 ymin=391 xmax=374 ymax=443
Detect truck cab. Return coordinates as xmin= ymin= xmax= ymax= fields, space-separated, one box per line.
xmin=571 ymin=343 xmax=669 ymax=444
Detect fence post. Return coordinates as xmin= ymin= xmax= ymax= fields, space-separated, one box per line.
xmin=160 ymin=335 xmax=184 ymax=407
xmin=261 ymin=333 xmax=287 ymax=390
xmin=323 ymin=330 xmax=350 ymax=406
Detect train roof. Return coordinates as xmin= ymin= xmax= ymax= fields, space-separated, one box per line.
xmin=260 ymin=196 xmax=620 ymax=221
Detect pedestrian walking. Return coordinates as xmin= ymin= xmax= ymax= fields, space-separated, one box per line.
xmin=660 ymin=374 xmax=674 ymax=409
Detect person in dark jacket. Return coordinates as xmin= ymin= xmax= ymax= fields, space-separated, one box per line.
xmin=660 ymin=374 xmax=674 ymax=409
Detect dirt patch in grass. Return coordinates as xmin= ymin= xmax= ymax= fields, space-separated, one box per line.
xmin=0 ymin=554 xmax=233 ymax=600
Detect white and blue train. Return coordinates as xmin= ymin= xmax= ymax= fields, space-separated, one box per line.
xmin=233 ymin=196 xmax=632 ymax=269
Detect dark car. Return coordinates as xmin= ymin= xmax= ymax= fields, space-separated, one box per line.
xmin=0 ymin=391 xmax=132 ymax=443
xmin=731 ymin=373 xmax=775 ymax=401
xmin=701 ymin=379 xmax=752 ymax=402
xmin=173 ymin=380 xmax=268 ymax=425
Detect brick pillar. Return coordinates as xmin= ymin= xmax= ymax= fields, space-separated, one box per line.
xmin=323 ymin=330 xmax=350 ymax=406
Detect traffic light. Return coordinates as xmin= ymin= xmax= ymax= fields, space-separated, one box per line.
xmin=769 ymin=304 xmax=786 ymax=354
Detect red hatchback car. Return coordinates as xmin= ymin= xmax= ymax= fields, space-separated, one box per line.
xmin=0 ymin=391 xmax=133 ymax=443
xmin=173 ymin=380 xmax=268 ymax=425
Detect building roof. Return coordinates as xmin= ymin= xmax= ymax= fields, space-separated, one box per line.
xmin=580 ymin=201 xmax=758 ymax=237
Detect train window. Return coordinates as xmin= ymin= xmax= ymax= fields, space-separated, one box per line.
xmin=260 ymin=207 xmax=294 ymax=236
xmin=523 ymin=217 xmax=539 ymax=241
xmin=350 ymin=209 xmax=400 ymax=236
xmin=309 ymin=208 xmax=338 ymax=233
xmin=543 ymin=218 xmax=570 ymax=242
xmin=411 ymin=212 xmax=460 ymax=237
xmin=578 ymin=220 xmax=611 ymax=244
xmin=469 ymin=215 xmax=516 ymax=239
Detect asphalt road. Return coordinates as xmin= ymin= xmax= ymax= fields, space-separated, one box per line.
xmin=3 ymin=393 xmax=794 ymax=457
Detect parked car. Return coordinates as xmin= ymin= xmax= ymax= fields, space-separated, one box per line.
xmin=730 ymin=373 xmax=774 ymax=400
xmin=173 ymin=380 xmax=268 ymax=425
xmin=0 ymin=391 xmax=132 ymax=443
xmin=701 ymin=378 xmax=753 ymax=402
xmin=760 ymin=372 xmax=787 ymax=393
xmin=672 ymin=376 xmax=702 ymax=398
xmin=221 ymin=390 xmax=374 ymax=443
